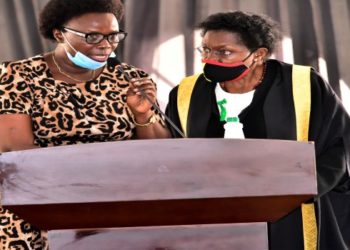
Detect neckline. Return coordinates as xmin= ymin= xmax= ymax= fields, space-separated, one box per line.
xmin=42 ymin=53 xmax=104 ymax=84
xmin=217 ymin=82 xmax=256 ymax=96
xmin=51 ymin=53 xmax=96 ymax=83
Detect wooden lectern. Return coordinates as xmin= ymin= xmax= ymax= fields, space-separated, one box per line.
xmin=0 ymin=139 xmax=317 ymax=249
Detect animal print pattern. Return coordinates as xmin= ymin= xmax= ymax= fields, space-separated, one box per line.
xmin=0 ymin=207 xmax=48 ymax=250
xmin=0 ymin=55 xmax=163 ymax=147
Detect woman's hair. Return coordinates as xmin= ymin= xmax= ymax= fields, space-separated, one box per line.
xmin=197 ymin=11 xmax=282 ymax=54
xmin=39 ymin=0 xmax=124 ymax=41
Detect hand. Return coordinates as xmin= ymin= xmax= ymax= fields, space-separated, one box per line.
xmin=126 ymin=77 xmax=156 ymax=116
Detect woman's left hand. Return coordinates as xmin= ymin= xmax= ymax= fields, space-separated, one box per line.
xmin=126 ymin=77 xmax=156 ymax=116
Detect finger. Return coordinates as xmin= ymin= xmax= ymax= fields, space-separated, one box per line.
xmin=132 ymin=84 xmax=156 ymax=94
xmin=139 ymin=84 xmax=156 ymax=92
xmin=129 ymin=76 xmax=151 ymax=83
xmin=133 ymin=91 xmax=156 ymax=101
xmin=141 ymin=88 xmax=156 ymax=97
xmin=140 ymin=92 xmax=156 ymax=102
xmin=134 ymin=90 xmax=156 ymax=100
xmin=131 ymin=79 xmax=155 ymax=88
xmin=133 ymin=88 xmax=156 ymax=101
xmin=126 ymin=87 xmax=137 ymax=96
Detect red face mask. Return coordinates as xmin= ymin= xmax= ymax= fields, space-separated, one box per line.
xmin=202 ymin=51 xmax=254 ymax=83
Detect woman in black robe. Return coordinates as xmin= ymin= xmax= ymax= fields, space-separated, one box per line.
xmin=166 ymin=11 xmax=350 ymax=250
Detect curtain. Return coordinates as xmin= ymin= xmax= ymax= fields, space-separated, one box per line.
xmin=0 ymin=0 xmax=350 ymax=111
xmin=0 ymin=0 xmax=52 ymax=61
xmin=124 ymin=0 xmax=350 ymax=110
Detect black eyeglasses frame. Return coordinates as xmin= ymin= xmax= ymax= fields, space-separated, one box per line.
xmin=62 ymin=27 xmax=128 ymax=44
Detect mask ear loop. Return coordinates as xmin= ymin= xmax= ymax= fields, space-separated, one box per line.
xmin=243 ymin=48 xmax=260 ymax=68
xmin=61 ymin=31 xmax=78 ymax=56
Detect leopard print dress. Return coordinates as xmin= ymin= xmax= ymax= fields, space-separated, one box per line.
xmin=0 ymin=55 xmax=164 ymax=249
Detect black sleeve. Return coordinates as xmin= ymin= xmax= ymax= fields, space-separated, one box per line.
xmin=309 ymin=69 xmax=350 ymax=197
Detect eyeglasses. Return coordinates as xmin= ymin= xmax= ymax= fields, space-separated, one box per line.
xmin=62 ymin=27 xmax=127 ymax=44
xmin=196 ymin=46 xmax=234 ymax=59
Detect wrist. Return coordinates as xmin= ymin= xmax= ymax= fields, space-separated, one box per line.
xmin=134 ymin=112 xmax=158 ymax=127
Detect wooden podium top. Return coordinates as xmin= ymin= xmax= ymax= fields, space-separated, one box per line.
xmin=0 ymin=138 xmax=317 ymax=230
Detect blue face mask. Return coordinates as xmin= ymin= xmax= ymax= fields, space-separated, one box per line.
xmin=62 ymin=32 xmax=116 ymax=70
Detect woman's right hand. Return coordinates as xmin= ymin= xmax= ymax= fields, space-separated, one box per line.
xmin=126 ymin=77 xmax=156 ymax=117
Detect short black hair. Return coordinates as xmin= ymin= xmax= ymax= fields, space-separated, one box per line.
xmin=39 ymin=0 xmax=124 ymax=41
xmin=198 ymin=11 xmax=282 ymax=54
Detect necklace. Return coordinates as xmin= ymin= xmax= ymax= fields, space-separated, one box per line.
xmin=257 ymin=62 xmax=267 ymax=84
xmin=251 ymin=62 xmax=267 ymax=89
xmin=52 ymin=53 xmax=95 ymax=82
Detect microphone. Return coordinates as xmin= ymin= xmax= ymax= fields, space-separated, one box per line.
xmin=117 ymin=65 xmax=186 ymax=138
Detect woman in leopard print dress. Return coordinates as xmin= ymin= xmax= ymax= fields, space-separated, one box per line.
xmin=0 ymin=0 xmax=170 ymax=248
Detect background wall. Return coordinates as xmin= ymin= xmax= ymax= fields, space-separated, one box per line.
xmin=1 ymin=0 xmax=350 ymax=111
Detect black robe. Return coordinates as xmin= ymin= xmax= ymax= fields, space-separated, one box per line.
xmin=166 ymin=59 xmax=350 ymax=250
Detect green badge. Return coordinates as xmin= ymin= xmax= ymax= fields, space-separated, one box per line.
xmin=217 ymin=99 xmax=227 ymax=121
xmin=227 ymin=117 xmax=239 ymax=122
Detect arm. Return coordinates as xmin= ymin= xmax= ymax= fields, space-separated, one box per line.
xmin=0 ymin=61 xmax=37 ymax=152
xmin=309 ymin=70 xmax=350 ymax=197
xmin=0 ymin=114 xmax=37 ymax=152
